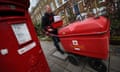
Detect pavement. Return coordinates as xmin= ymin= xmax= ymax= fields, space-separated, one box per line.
xmin=40 ymin=40 xmax=120 ymax=72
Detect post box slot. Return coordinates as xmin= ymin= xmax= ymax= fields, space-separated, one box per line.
xmin=0 ymin=0 xmax=29 ymax=8
xmin=0 ymin=11 xmax=25 ymax=17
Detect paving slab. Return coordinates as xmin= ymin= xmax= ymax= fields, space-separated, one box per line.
xmin=110 ymin=55 xmax=120 ymax=72
xmin=52 ymin=51 xmax=68 ymax=60
xmin=40 ymin=41 xmax=120 ymax=72
xmin=51 ymin=64 xmax=65 ymax=72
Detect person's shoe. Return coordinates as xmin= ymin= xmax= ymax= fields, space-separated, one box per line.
xmin=59 ymin=50 xmax=65 ymax=54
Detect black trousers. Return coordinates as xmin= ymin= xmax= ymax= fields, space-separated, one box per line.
xmin=51 ymin=36 xmax=62 ymax=52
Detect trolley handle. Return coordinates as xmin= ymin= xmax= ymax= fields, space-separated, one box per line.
xmin=48 ymin=31 xmax=108 ymax=38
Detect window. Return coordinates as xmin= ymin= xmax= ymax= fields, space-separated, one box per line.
xmin=50 ymin=2 xmax=55 ymax=11
xmin=55 ymin=0 xmax=61 ymax=8
xmin=59 ymin=10 xmax=64 ymax=16
xmin=73 ymin=4 xmax=80 ymax=15
xmin=62 ymin=0 xmax=67 ymax=4
xmin=99 ymin=0 xmax=105 ymax=3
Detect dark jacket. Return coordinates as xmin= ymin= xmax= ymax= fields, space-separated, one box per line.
xmin=41 ymin=12 xmax=57 ymax=34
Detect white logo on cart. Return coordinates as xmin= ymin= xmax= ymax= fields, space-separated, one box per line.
xmin=74 ymin=48 xmax=80 ymax=51
xmin=72 ymin=40 xmax=78 ymax=45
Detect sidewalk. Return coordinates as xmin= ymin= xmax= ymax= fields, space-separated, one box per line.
xmin=40 ymin=41 xmax=120 ymax=72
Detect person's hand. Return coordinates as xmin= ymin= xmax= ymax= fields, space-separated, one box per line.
xmin=45 ymin=31 xmax=49 ymax=35
xmin=48 ymin=28 xmax=53 ymax=32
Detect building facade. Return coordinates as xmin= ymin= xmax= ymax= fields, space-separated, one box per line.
xmin=30 ymin=0 xmax=107 ymax=25
xmin=31 ymin=0 xmax=70 ymax=25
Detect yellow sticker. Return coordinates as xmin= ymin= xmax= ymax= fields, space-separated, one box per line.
xmin=72 ymin=45 xmax=84 ymax=49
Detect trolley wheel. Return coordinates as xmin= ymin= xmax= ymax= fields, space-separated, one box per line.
xmin=67 ymin=54 xmax=80 ymax=66
xmin=88 ymin=59 xmax=107 ymax=72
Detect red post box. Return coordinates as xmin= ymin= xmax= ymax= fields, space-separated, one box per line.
xmin=0 ymin=0 xmax=50 ymax=72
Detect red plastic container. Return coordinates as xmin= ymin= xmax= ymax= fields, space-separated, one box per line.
xmin=59 ymin=16 xmax=110 ymax=60
xmin=52 ymin=20 xmax=63 ymax=28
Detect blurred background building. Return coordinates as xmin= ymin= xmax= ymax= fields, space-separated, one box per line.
xmin=30 ymin=0 xmax=120 ymax=45
xmin=30 ymin=0 xmax=107 ymax=25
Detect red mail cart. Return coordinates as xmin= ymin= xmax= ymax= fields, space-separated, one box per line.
xmin=58 ymin=16 xmax=110 ymax=72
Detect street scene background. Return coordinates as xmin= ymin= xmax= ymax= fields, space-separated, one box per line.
xmin=29 ymin=0 xmax=120 ymax=72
